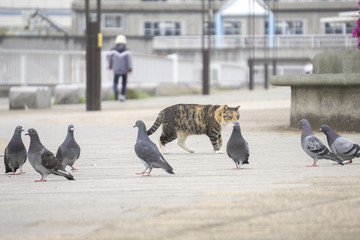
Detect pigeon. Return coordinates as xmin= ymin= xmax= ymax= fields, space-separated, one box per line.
xmin=56 ymin=124 xmax=81 ymax=172
xmin=299 ymin=119 xmax=343 ymax=167
xmin=26 ymin=128 xmax=75 ymax=182
xmin=4 ymin=125 xmax=27 ymax=174
xmin=133 ymin=120 xmax=174 ymax=176
xmin=226 ymin=121 xmax=249 ymax=169
xmin=320 ymin=125 xmax=360 ymax=164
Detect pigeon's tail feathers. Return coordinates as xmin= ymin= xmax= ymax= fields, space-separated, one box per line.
xmin=4 ymin=153 xmax=13 ymax=173
xmin=53 ymin=169 xmax=75 ymax=180
xmin=147 ymin=112 xmax=164 ymax=136
xmin=351 ymin=144 xmax=360 ymax=157
xmin=166 ymin=169 xmax=175 ymax=174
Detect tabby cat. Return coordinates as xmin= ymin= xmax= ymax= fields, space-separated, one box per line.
xmin=147 ymin=104 xmax=240 ymax=153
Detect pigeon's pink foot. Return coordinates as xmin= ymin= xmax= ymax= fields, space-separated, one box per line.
xmin=345 ymin=160 xmax=353 ymax=164
xmin=71 ymin=167 xmax=78 ymax=172
xmin=142 ymin=169 xmax=152 ymax=176
xmin=35 ymin=178 xmax=47 ymax=182
xmin=306 ymin=163 xmax=319 ymax=167
xmin=16 ymin=170 xmax=25 ymax=175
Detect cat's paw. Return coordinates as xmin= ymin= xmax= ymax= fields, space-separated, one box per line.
xmin=214 ymin=150 xmax=223 ymax=154
xmin=162 ymin=148 xmax=170 ymax=155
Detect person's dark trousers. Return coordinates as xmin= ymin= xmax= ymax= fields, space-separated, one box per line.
xmin=113 ymin=74 xmax=127 ymax=100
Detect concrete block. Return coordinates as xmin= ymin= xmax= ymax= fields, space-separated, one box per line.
xmin=290 ymin=86 xmax=360 ymax=131
xmin=313 ymin=50 xmax=360 ymax=74
xmin=9 ymin=86 xmax=51 ymax=110
xmin=54 ymin=85 xmax=85 ymax=104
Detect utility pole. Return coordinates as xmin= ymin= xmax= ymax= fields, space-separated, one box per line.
xmin=85 ymin=0 xmax=102 ymax=111
xmin=202 ymin=0 xmax=211 ymax=95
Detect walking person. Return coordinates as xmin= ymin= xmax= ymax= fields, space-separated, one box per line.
xmin=108 ymin=35 xmax=132 ymax=102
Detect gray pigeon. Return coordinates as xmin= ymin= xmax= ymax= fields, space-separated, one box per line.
xmin=299 ymin=119 xmax=343 ymax=166
xmin=226 ymin=121 xmax=249 ymax=169
xmin=133 ymin=120 xmax=174 ymax=176
xmin=26 ymin=128 xmax=75 ymax=182
xmin=4 ymin=125 xmax=27 ymax=174
xmin=56 ymin=124 xmax=81 ymax=172
xmin=320 ymin=125 xmax=360 ymax=164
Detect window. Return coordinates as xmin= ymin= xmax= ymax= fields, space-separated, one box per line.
xmin=325 ymin=22 xmax=355 ymax=34
xmin=144 ymin=21 xmax=181 ymax=36
xmin=224 ymin=21 xmax=242 ymax=35
xmin=266 ymin=20 xmax=303 ymax=35
xmin=103 ymin=14 xmax=123 ymax=29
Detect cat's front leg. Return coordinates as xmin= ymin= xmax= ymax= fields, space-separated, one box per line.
xmin=209 ymin=134 xmax=223 ymax=154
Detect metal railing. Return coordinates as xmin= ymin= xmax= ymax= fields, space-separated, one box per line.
xmin=0 ymin=49 xmax=305 ymax=89
xmin=153 ymin=34 xmax=358 ymax=49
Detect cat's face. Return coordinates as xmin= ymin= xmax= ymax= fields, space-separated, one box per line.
xmin=222 ymin=105 xmax=240 ymax=123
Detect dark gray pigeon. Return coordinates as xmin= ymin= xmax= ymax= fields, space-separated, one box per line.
xmin=56 ymin=124 xmax=81 ymax=172
xmin=226 ymin=121 xmax=249 ymax=169
xmin=133 ymin=120 xmax=174 ymax=176
xmin=26 ymin=128 xmax=75 ymax=182
xmin=320 ymin=125 xmax=360 ymax=164
xmin=4 ymin=125 xmax=27 ymax=174
xmin=299 ymin=119 xmax=343 ymax=167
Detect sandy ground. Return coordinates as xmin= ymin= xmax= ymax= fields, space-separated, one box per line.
xmin=0 ymin=87 xmax=360 ymax=240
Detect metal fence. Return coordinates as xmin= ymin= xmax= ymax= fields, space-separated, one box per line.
xmin=0 ymin=49 xmax=304 ymax=89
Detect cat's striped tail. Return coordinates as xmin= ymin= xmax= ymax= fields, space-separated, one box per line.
xmin=147 ymin=112 xmax=163 ymax=136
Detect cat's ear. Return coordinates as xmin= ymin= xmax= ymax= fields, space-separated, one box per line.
xmin=223 ymin=105 xmax=229 ymax=112
xmin=235 ymin=105 xmax=240 ymax=111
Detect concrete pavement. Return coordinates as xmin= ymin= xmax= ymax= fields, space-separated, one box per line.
xmin=0 ymin=86 xmax=360 ymax=240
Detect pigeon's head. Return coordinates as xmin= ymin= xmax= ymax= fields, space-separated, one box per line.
xmin=232 ymin=121 xmax=240 ymax=127
xmin=68 ymin=124 xmax=75 ymax=132
xmin=298 ymin=119 xmax=310 ymax=129
xmin=133 ymin=120 xmax=146 ymax=129
xmin=25 ymin=128 xmax=38 ymax=138
xmin=15 ymin=125 xmax=24 ymax=133
xmin=319 ymin=125 xmax=331 ymax=134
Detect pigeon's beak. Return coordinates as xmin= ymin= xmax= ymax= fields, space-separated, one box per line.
xmin=319 ymin=128 xmax=323 ymax=132
xmin=133 ymin=124 xmax=136 ymax=128
xmin=25 ymin=132 xmax=29 ymax=136
xmin=70 ymin=127 xmax=74 ymax=131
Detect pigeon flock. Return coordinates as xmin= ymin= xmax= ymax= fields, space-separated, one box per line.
xmin=2 ymin=117 xmax=360 ymax=180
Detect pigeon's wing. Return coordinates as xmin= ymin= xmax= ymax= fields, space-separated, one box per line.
xmin=56 ymin=145 xmax=64 ymax=161
xmin=134 ymin=141 xmax=153 ymax=162
xmin=334 ymin=137 xmax=360 ymax=156
xmin=4 ymin=148 xmax=12 ymax=173
xmin=76 ymin=144 xmax=81 ymax=160
xmin=135 ymin=140 xmax=173 ymax=171
xmin=41 ymin=149 xmax=74 ymax=180
xmin=306 ymin=135 xmax=329 ymax=156
xmin=41 ymin=149 xmax=62 ymax=170
xmin=244 ymin=140 xmax=250 ymax=164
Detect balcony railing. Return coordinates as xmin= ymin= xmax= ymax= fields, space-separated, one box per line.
xmin=153 ymin=34 xmax=358 ymax=49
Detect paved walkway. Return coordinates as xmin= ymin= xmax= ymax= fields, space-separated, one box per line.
xmin=1 ymin=87 xmax=360 ymax=240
